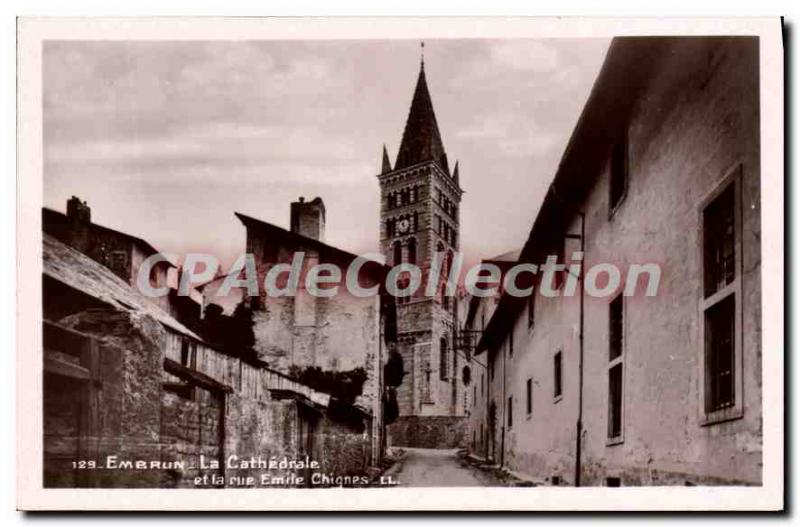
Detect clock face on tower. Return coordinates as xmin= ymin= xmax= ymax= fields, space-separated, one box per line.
xmin=397 ymin=218 xmax=410 ymax=234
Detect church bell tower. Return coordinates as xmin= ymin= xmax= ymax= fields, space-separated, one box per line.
xmin=377 ymin=48 xmax=466 ymax=447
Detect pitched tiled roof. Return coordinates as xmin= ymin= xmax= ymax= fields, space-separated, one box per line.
xmin=43 ymin=233 xmax=200 ymax=340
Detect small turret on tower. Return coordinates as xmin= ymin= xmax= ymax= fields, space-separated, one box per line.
xmin=381 ymin=144 xmax=393 ymax=174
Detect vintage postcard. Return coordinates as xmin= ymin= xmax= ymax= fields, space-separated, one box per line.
xmin=16 ymin=17 xmax=783 ymax=511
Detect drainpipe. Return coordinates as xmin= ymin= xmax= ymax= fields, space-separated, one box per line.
xmin=550 ymin=183 xmax=586 ymax=487
xmin=218 ymin=392 xmax=226 ymax=487
xmin=379 ymin=301 xmax=385 ymax=467
xmin=482 ymin=315 xmax=490 ymax=461
xmin=500 ymin=338 xmax=507 ymax=468
xmin=486 ymin=350 xmax=490 ymax=461
xmin=452 ymin=295 xmax=458 ymax=416
xmin=567 ymin=212 xmax=586 ymax=487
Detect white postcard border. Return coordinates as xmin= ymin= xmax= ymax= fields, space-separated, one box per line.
xmin=16 ymin=16 xmax=784 ymax=511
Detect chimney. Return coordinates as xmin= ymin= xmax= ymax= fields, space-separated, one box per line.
xmin=67 ymin=196 xmax=91 ymax=223
xmin=66 ymin=196 xmax=91 ymax=253
xmin=290 ymin=196 xmax=326 ymax=242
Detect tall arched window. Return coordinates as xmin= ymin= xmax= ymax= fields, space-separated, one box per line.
xmin=445 ymin=250 xmax=454 ymax=277
xmin=436 ymin=241 xmax=447 ymax=303
xmin=393 ymin=240 xmax=402 ymax=266
xmin=407 ymin=238 xmax=417 ymax=265
xmin=440 ymin=336 xmax=449 ymax=380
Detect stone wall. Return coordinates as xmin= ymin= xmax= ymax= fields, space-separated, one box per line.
xmin=244 ymin=228 xmax=386 ymax=463
xmin=159 ymin=388 xmax=224 ymax=488
xmin=394 ymin=300 xmax=466 ymax=414
xmin=224 ymin=396 xmax=305 ymax=487
xmin=389 ymin=294 xmax=468 ymax=447
xmin=46 ymin=308 xmax=165 ymax=488
xmin=388 ymin=415 xmax=467 ymax=449
xmin=313 ymin=413 xmax=371 ymax=482
xmin=44 ymin=302 xmax=377 ymax=488
xmin=44 ymin=226 xmax=381 ymax=488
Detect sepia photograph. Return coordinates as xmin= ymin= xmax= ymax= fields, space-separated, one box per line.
xmin=15 ymin=16 xmax=784 ymax=511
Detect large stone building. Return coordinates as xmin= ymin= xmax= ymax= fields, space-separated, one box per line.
xmin=468 ymin=37 xmax=762 ymax=485
xmin=379 ymin=57 xmax=468 ymax=448
xmin=231 ymin=197 xmax=397 ymax=464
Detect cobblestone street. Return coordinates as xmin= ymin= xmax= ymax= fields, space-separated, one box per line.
xmin=387 ymin=448 xmax=506 ymax=487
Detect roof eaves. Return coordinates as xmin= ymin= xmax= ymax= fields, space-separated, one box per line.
xmin=42 ymin=208 xmax=175 ymax=267
xmin=477 ymin=38 xmax=669 ymax=353
xmin=234 ymin=212 xmax=389 ymax=280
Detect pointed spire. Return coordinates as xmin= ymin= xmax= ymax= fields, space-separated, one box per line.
xmin=394 ymin=50 xmax=449 ymax=175
xmin=452 ymin=160 xmax=460 ymax=184
xmin=381 ymin=144 xmax=392 ymax=174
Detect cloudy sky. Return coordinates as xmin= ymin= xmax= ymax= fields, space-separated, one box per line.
xmin=44 ymin=39 xmax=609 ymax=269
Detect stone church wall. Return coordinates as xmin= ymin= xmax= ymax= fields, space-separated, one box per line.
xmin=388 ymin=416 xmax=467 ymax=449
